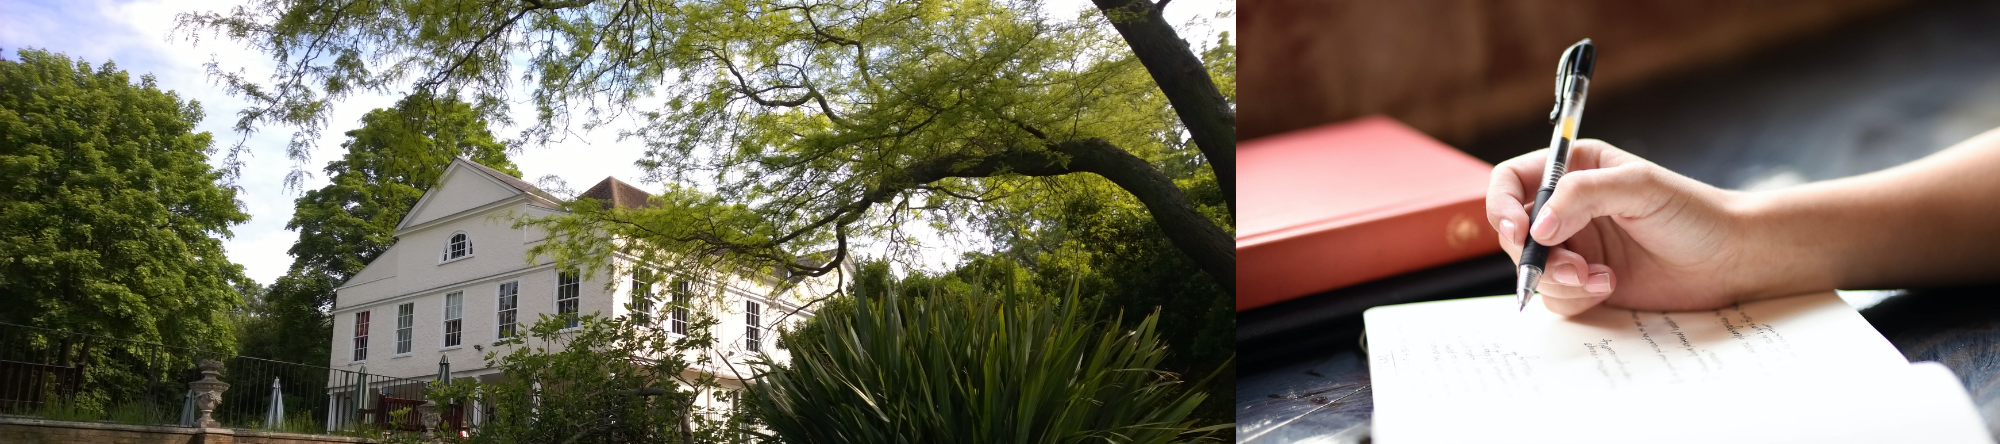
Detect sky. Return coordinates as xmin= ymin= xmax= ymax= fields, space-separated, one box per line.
xmin=0 ymin=0 xmax=1235 ymax=286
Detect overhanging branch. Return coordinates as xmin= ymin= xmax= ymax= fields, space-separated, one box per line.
xmin=627 ymin=138 xmax=1237 ymax=295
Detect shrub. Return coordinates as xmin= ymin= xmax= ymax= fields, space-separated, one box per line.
xmin=747 ymin=287 xmax=1226 ymax=443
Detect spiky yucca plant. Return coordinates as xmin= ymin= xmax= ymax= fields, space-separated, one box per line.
xmin=747 ymin=287 xmax=1226 ymax=443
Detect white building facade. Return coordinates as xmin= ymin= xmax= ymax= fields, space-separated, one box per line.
xmin=324 ymin=159 xmax=830 ymax=426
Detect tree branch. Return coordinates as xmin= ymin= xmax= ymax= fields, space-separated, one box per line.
xmin=592 ymin=139 xmax=1235 ymax=294
xmin=1091 ymin=0 xmax=1236 ymax=217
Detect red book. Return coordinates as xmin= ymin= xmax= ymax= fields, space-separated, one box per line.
xmin=1238 ymin=116 xmax=1501 ymax=310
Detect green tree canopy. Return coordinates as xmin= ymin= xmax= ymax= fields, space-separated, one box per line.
xmin=176 ymin=0 xmax=1237 ymax=295
xmin=250 ymin=93 xmax=518 ymax=365
xmin=0 ymin=48 xmax=248 ymax=349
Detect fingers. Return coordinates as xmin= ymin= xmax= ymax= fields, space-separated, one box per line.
xmin=1490 ymin=139 xmax=1637 ymax=316
xmin=1496 ymin=230 xmax=1617 ymax=316
xmin=1488 ymin=170 xmax=1532 ymax=258
xmin=1487 ymin=149 xmax=1547 ymax=256
xmin=1495 ymin=223 xmax=1617 ymax=291
xmin=1529 ymin=161 xmax=1672 ymax=247
xmin=1539 ymin=262 xmax=1617 ymax=316
xmin=1487 ymin=139 xmax=1632 ymax=250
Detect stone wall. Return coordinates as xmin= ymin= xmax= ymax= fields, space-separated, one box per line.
xmin=0 ymin=417 xmax=376 ymax=444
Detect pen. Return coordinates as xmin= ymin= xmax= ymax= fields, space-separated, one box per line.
xmin=1518 ymin=38 xmax=1596 ymax=312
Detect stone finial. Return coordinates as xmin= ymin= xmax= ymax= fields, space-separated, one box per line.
xmin=189 ymin=359 xmax=230 ymax=428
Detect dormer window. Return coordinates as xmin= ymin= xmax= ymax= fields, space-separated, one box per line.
xmin=442 ymin=232 xmax=473 ymax=262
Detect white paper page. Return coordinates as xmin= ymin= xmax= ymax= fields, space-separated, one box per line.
xmin=1365 ymin=293 xmax=1991 ymax=443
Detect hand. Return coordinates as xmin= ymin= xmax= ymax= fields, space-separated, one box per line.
xmin=1486 ymin=140 xmax=1749 ymax=315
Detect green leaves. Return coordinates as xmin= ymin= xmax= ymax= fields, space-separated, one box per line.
xmin=748 ymin=283 xmax=1225 ymax=444
xmin=177 ymin=0 xmax=1237 ymax=288
xmin=0 ymin=48 xmax=247 ymax=349
xmin=449 ymin=305 xmax=747 ymax=443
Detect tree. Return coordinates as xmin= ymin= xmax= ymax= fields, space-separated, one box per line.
xmin=750 ymin=282 xmax=1222 ymax=443
xmin=0 ymin=48 xmax=249 ymax=350
xmin=176 ymin=0 xmax=1238 ymax=296
xmin=0 ymin=48 xmax=251 ymax=416
xmin=878 ymin=33 xmax=1236 ymax=425
xmin=256 ymin=93 xmax=519 ymax=366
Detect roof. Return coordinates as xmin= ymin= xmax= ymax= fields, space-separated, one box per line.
xmin=577 ymin=177 xmax=657 ymax=209
xmin=461 ymin=159 xmax=560 ymax=203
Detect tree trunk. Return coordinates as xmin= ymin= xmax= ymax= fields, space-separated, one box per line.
xmin=1092 ymin=0 xmax=1238 ymax=217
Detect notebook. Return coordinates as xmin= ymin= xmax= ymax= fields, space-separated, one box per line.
xmin=1238 ymin=116 xmax=1499 ymax=310
xmin=1364 ymin=292 xmax=1993 ymax=443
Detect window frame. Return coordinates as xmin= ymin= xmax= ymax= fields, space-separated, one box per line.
xmin=745 ymin=300 xmax=762 ymax=353
xmin=497 ymin=281 xmax=519 ymax=339
xmin=556 ymin=269 xmax=581 ymax=329
xmin=443 ymin=291 xmax=464 ymax=348
xmin=670 ymin=279 xmax=691 ymax=336
xmin=395 ymin=302 xmax=415 ymax=355
xmin=631 ymin=269 xmax=655 ymax=318
xmin=441 ymin=231 xmax=474 ymax=263
xmin=353 ymin=311 xmax=371 ymax=362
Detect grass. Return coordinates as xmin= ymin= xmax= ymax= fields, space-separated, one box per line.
xmin=32 ymin=399 xmax=103 ymax=423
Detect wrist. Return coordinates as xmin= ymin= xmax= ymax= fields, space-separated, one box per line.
xmin=1727 ymin=186 xmax=1847 ymax=301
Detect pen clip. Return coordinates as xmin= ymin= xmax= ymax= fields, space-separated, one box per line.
xmin=1550 ymin=43 xmax=1581 ymax=125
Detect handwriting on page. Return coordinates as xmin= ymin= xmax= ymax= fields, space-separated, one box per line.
xmin=1580 ymin=306 xmax=1797 ymax=389
xmin=1368 ymin=294 xmax=1895 ymax=401
xmin=1364 ymin=294 xmax=1994 ymax=444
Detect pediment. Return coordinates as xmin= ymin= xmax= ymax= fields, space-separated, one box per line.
xmin=395 ymin=160 xmax=532 ymax=232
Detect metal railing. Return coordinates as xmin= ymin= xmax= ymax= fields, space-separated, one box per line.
xmin=0 ymin=321 xmax=446 ymax=436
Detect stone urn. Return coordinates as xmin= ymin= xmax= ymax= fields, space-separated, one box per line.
xmin=188 ymin=359 xmax=230 ymax=428
xmin=417 ymin=399 xmax=440 ymax=440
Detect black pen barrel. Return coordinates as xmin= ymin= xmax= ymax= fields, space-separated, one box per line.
xmin=1519 ymin=187 xmax=1556 ymax=269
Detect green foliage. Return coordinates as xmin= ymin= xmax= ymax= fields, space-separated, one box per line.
xmin=179 ymin=0 xmax=1237 ymax=291
xmin=254 ymin=93 xmax=516 ymax=365
xmin=855 ymin=160 xmax=1238 ymax=426
xmin=749 ymin=284 xmax=1225 ymax=443
xmin=444 ymin=308 xmax=754 ymax=444
xmin=0 ymin=48 xmax=247 ymax=353
xmin=33 ymin=399 xmax=104 ymax=423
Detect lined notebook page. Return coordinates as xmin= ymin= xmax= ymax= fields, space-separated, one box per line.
xmin=1365 ymin=293 xmax=1992 ymax=444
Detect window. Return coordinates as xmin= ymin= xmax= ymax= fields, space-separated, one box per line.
xmin=631 ymin=269 xmax=654 ymax=317
xmin=497 ymin=281 xmax=519 ymax=339
xmin=557 ymin=269 xmax=580 ymax=329
xmin=745 ymin=301 xmax=762 ymax=352
xmin=443 ymin=291 xmax=464 ymax=347
xmin=396 ymin=303 xmax=415 ymax=354
xmin=670 ymin=279 xmax=691 ymax=335
xmin=443 ymin=232 xmax=473 ymax=261
xmin=353 ymin=312 xmax=370 ymax=361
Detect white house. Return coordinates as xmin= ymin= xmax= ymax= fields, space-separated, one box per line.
xmin=323 ymin=158 xmax=835 ymax=428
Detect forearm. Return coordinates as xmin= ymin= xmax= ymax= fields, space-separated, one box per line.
xmin=1739 ymin=127 xmax=2000 ymax=296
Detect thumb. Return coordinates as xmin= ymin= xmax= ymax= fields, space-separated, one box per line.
xmin=1529 ymin=162 xmax=1675 ymax=246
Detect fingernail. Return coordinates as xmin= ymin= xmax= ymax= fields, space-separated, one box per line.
xmin=1551 ymin=263 xmax=1580 ymax=285
xmin=1499 ymin=219 xmax=1518 ymax=243
xmin=1586 ymin=272 xmax=1612 ymax=293
xmin=1531 ymin=207 xmax=1557 ymax=240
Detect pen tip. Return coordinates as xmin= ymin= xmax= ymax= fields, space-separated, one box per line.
xmin=1516 ymin=265 xmax=1541 ymax=312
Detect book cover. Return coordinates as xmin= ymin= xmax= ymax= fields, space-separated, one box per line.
xmin=1238 ymin=116 xmax=1501 ymax=310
